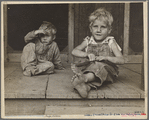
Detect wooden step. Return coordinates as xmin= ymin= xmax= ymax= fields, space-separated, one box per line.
xmin=44 ymin=106 xmax=145 ymax=117
xmin=5 ymin=99 xmax=145 ymax=116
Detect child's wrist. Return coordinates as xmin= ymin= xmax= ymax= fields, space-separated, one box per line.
xmin=34 ymin=30 xmax=40 ymax=35
xmin=105 ymin=56 xmax=109 ymax=61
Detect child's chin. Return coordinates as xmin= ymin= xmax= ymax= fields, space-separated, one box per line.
xmin=95 ymin=38 xmax=104 ymax=41
xmin=42 ymin=42 xmax=51 ymax=45
xmin=94 ymin=36 xmax=105 ymax=41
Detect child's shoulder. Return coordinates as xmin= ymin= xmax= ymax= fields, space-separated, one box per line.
xmin=84 ymin=36 xmax=90 ymax=42
xmin=106 ymin=36 xmax=122 ymax=51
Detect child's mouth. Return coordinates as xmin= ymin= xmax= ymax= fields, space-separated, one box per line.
xmin=96 ymin=34 xmax=102 ymax=36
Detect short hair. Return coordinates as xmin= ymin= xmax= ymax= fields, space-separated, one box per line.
xmin=39 ymin=21 xmax=57 ymax=35
xmin=89 ymin=8 xmax=113 ymax=27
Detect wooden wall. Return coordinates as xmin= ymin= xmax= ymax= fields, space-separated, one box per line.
xmin=73 ymin=3 xmax=124 ymax=49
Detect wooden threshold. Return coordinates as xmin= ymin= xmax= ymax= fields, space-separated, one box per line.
xmin=7 ymin=53 xmax=68 ymax=63
xmin=7 ymin=53 xmax=142 ymax=63
xmin=44 ymin=106 xmax=145 ymax=116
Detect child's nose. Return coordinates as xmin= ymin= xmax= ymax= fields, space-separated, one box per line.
xmin=97 ymin=27 xmax=101 ymax=32
xmin=43 ymin=37 xmax=47 ymax=40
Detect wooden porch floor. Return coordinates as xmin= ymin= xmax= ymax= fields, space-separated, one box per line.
xmin=4 ymin=62 xmax=144 ymax=99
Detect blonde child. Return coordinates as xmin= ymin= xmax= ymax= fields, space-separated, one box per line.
xmin=21 ymin=21 xmax=64 ymax=77
xmin=71 ymin=8 xmax=125 ymax=98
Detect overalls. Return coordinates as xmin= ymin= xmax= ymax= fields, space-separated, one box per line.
xmin=74 ymin=36 xmax=119 ymax=89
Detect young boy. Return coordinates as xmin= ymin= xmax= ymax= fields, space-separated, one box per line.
xmin=21 ymin=21 xmax=64 ymax=77
xmin=71 ymin=8 xmax=125 ymax=98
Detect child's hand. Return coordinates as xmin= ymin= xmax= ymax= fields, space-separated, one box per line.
xmin=26 ymin=66 xmax=39 ymax=75
xmin=58 ymin=67 xmax=65 ymax=70
xmin=55 ymin=65 xmax=65 ymax=70
xmin=95 ymin=56 xmax=107 ymax=61
xmin=88 ymin=53 xmax=96 ymax=61
xmin=35 ymin=29 xmax=46 ymax=35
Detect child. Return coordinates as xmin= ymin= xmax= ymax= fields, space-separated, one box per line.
xmin=71 ymin=8 xmax=125 ymax=98
xmin=21 ymin=21 xmax=64 ymax=77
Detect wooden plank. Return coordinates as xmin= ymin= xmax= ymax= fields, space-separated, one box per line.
xmin=46 ymin=67 xmax=80 ymax=99
xmin=3 ymin=4 xmax=8 ymax=62
xmin=143 ymin=2 xmax=148 ymax=93
xmin=109 ymin=81 xmax=140 ymax=98
xmin=120 ymin=64 xmax=142 ymax=74
xmin=4 ymin=67 xmax=17 ymax=79
xmin=98 ymin=84 xmax=121 ymax=99
xmin=118 ymin=80 xmax=145 ymax=99
xmin=46 ymin=66 xmax=98 ymax=99
xmin=123 ymin=3 xmax=130 ymax=56
xmin=118 ymin=65 xmax=141 ymax=88
xmin=124 ymin=55 xmax=142 ymax=63
xmin=45 ymin=106 xmax=145 ymax=116
xmin=8 ymin=53 xmax=68 ymax=63
xmin=8 ymin=53 xmax=22 ymax=63
xmin=5 ymin=99 xmax=145 ymax=116
xmin=74 ymin=4 xmax=80 ymax=47
xmin=98 ymin=64 xmax=144 ymax=99
xmin=5 ymin=69 xmax=48 ymax=99
xmin=118 ymin=66 xmax=145 ymax=98
xmin=7 ymin=52 xmax=142 ymax=64
xmin=68 ymin=4 xmax=74 ymax=63
xmin=4 ymin=63 xmax=21 ymax=78
xmin=141 ymin=52 xmax=144 ymax=90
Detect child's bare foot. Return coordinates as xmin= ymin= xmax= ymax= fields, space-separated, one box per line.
xmin=71 ymin=74 xmax=90 ymax=98
xmin=71 ymin=63 xmax=82 ymax=75
xmin=23 ymin=70 xmax=32 ymax=77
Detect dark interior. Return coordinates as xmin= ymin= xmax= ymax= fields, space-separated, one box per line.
xmin=7 ymin=4 xmax=68 ymax=51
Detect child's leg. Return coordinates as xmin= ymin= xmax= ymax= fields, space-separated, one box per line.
xmin=83 ymin=72 xmax=96 ymax=82
xmin=72 ymin=75 xmax=91 ymax=98
xmin=71 ymin=63 xmax=98 ymax=98
xmin=35 ymin=61 xmax=54 ymax=75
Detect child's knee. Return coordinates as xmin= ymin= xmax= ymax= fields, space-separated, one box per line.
xmin=23 ymin=43 xmax=35 ymax=51
xmin=84 ymin=72 xmax=95 ymax=82
xmin=43 ymin=62 xmax=54 ymax=70
xmin=49 ymin=63 xmax=55 ymax=71
xmin=45 ymin=63 xmax=55 ymax=73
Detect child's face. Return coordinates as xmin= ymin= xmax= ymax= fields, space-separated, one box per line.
xmin=40 ymin=32 xmax=54 ymax=45
xmin=90 ymin=19 xmax=111 ymax=41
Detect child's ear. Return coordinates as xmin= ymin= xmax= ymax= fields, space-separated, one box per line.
xmin=108 ymin=27 xmax=112 ymax=34
xmin=89 ymin=25 xmax=92 ymax=33
xmin=53 ymin=35 xmax=56 ymax=40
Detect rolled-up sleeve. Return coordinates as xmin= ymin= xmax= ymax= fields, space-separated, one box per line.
xmin=24 ymin=30 xmax=38 ymax=43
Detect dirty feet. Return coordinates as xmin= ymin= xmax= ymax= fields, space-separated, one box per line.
xmin=72 ymin=74 xmax=90 ymax=98
xmin=71 ymin=63 xmax=82 ymax=75
xmin=23 ymin=70 xmax=32 ymax=77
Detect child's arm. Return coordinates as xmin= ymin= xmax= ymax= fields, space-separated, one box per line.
xmin=53 ymin=43 xmax=65 ymax=70
xmin=96 ymin=41 xmax=125 ymax=65
xmin=24 ymin=30 xmax=46 ymax=43
xmin=72 ymin=40 xmax=96 ymax=61
xmin=72 ymin=40 xmax=88 ymax=57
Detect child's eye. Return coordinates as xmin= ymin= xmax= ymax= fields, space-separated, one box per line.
xmin=101 ymin=26 xmax=107 ymax=28
xmin=93 ymin=25 xmax=98 ymax=28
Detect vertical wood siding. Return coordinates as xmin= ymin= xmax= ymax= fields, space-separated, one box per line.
xmin=74 ymin=3 xmax=124 ymax=49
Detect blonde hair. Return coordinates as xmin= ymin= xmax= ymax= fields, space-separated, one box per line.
xmin=39 ymin=21 xmax=57 ymax=35
xmin=89 ymin=8 xmax=113 ymax=27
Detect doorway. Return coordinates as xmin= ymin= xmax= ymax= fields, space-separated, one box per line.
xmin=7 ymin=4 xmax=68 ymax=52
